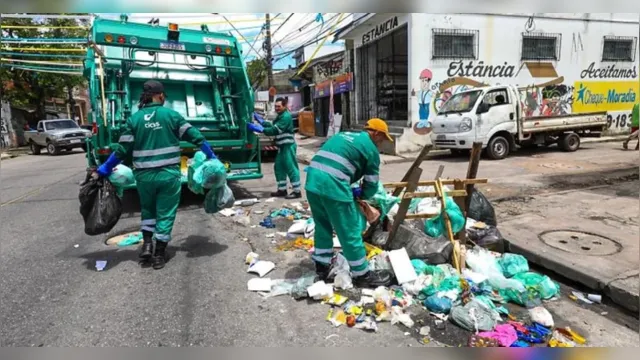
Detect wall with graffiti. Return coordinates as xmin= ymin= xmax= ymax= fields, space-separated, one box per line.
xmin=407 ymin=13 xmax=639 ymax=141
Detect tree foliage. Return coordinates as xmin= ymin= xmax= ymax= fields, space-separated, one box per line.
xmin=0 ymin=14 xmax=90 ymax=118
xmin=246 ymin=58 xmax=267 ymax=89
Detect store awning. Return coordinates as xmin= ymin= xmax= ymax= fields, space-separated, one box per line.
xmin=332 ymin=13 xmax=375 ymax=43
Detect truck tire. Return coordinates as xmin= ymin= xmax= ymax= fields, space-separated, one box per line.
xmin=559 ymin=133 xmax=580 ymax=152
xmin=46 ymin=141 xmax=60 ymax=156
xmin=486 ymin=135 xmax=510 ymax=160
xmin=30 ymin=141 xmax=42 ymax=155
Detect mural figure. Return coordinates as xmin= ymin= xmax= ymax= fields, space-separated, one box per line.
xmin=412 ymin=68 xmax=434 ymax=135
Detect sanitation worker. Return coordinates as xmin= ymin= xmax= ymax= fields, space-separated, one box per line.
xmin=93 ymin=80 xmax=217 ymax=270
xmin=248 ymin=97 xmax=301 ymax=199
xmin=304 ymin=118 xmax=394 ymax=288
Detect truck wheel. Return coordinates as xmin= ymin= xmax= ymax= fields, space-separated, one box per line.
xmin=47 ymin=142 xmax=60 ymax=156
xmin=559 ymin=133 xmax=580 ymax=152
xmin=487 ymin=135 xmax=510 ymax=160
xmin=30 ymin=141 xmax=42 ymax=155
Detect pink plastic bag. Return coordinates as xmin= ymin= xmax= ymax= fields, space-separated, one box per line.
xmin=477 ymin=324 xmax=518 ymax=347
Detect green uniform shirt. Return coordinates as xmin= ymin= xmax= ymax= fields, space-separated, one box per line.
xmin=305 ymin=131 xmax=381 ymax=202
xmin=112 ymin=103 xmax=206 ymax=170
xmin=263 ymin=110 xmax=295 ymax=147
xmin=632 ymin=103 xmax=639 ymax=128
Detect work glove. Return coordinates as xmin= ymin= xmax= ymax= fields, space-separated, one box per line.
xmin=96 ymin=153 xmax=122 ymax=178
xmin=247 ymin=122 xmax=264 ymax=133
xmin=352 ymin=186 xmax=363 ymax=199
xmin=200 ymin=141 xmax=217 ymax=160
xmin=253 ymin=112 xmax=265 ymax=125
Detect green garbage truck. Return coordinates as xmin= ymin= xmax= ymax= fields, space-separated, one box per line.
xmin=84 ymin=15 xmax=262 ymax=189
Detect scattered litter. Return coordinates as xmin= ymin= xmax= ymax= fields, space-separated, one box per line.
xmin=276 ymin=237 xmax=314 ymax=251
xmin=307 ymin=281 xmax=333 ymax=300
xmin=265 ymin=197 xmax=276 ymax=203
xmin=95 ymin=260 xmax=107 ymax=271
xmin=419 ymin=326 xmax=431 ymax=336
xmin=600 ymin=311 xmax=608 ymax=316
xmin=74 ymin=244 xmax=79 ymax=248
xmin=248 ymin=278 xmax=272 ymax=292
xmin=266 ymin=233 xmax=276 ymax=239
xmin=587 ymin=294 xmax=602 ymax=304
xmin=528 ymin=306 xmax=554 ymax=328
xmin=388 ymin=248 xmax=418 ymax=284
xmin=571 ymin=291 xmax=594 ymax=304
xmin=329 ymin=253 xmax=353 ymax=290
xmin=235 ymin=198 xmax=259 ymax=207
xmin=259 ymin=217 xmax=276 ymax=229
xmin=234 ymin=214 xmax=251 ymax=227
xmin=287 ymin=220 xmax=307 ymax=235
xmin=219 ymin=208 xmax=236 ymax=217
xmin=477 ymin=324 xmax=518 ymax=347
xmin=254 ymin=210 xmax=265 ymax=215
xmin=323 ymin=294 xmax=349 ymax=306
xmin=245 ymin=252 xmax=259 ymax=265
xmin=248 ymin=261 xmax=275 ymax=277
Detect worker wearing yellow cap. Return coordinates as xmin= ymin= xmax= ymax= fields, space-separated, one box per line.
xmin=304 ymin=118 xmax=395 ymax=288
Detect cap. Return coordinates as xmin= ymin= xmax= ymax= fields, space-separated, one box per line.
xmin=143 ymin=80 xmax=164 ymax=94
xmin=419 ymin=68 xmax=433 ymax=80
xmin=364 ymin=118 xmax=393 ymax=143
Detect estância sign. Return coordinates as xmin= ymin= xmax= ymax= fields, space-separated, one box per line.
xmin=362 ymin=16 xmax=400 ymax=45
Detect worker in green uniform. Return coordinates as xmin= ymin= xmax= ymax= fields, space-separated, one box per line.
xmin=304 ymin=118 xmax=395 ymax=288
xmin=623 ymin=103 xmax=639 ymax=150
xmin=248 ymin=97 xmax=301 ymax=199
xmin=93 ymin=80 xmax=217 ymax=270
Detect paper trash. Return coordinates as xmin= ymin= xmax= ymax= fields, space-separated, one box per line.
xmin=247 ymin=261 xmax=275 ymax=277
xmin=388 ymin=248 xmax=418 ymax=284
xmin=248 ymin=278 xmax=272 ymax=292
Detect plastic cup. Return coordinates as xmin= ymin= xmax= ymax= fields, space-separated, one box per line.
xmin=587 ymin=294 xmax=602 ymax=303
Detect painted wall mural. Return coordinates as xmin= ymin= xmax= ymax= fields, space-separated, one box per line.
xmin=411 ymin=59 xmax=639 ymax=136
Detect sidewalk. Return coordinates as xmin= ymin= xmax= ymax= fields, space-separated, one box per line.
xmin=295 ymin=134 xmax=630 ymax=165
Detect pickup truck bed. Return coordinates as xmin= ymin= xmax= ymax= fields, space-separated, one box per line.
xmin=522 ymin=112 xmax=607 ymax=134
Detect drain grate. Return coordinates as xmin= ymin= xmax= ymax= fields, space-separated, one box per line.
xmin=538 ymin=230 xmax=621 ymax=256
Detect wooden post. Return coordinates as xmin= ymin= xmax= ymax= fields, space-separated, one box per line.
xmin=434 ymin=165 xmax=445 ymax=180
xmin=436 ymin=179 xmax=461 ymax=272
xmin=387 ymin=167 xmax=423 ymax=245
xmin=464 ymin=142 xmax=483 ymax=210
xmin=392 ymin=145 xmax=433 ymax=197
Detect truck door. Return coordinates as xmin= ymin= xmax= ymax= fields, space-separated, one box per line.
xmin=36 ymin=122 xmax=45 ymax=143
xmin=476 ymin=87 xmax=514 ymax=142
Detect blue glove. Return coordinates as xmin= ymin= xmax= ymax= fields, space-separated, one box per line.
xmin=96 ymin=153 xmax=122 ymax=177
xmin=253 ymin=112 xmax=265 ymax=124
xmin=352 ymin=186 xmax=363 ymax=199
xmin=247 ymin=122 xmax=264 ymax=133
xmin=200 ymin=141 xmax=217 ymax=160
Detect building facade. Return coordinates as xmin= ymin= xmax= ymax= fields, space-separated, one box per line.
xmin=338 ymin=13 xmax=639 ymax=154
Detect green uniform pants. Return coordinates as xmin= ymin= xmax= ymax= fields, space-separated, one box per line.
xmin=136 ymin=167 xmax=182 ymax=243
xmin=307 ymin=191 xmax=369 ymax=276
xmin=275 ymin=143 xmax=301 ymax=192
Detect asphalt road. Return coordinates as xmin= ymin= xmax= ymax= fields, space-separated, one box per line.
xmin=0 ymin=144 xmax=638 ymax=347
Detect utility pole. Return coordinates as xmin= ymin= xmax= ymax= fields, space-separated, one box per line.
xmin=264 ymin=13 xmax=275 ymax=104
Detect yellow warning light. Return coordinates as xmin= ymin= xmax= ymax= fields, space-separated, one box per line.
xmin=105 ymin=34 xmax=113 ymax=42
xmin=224 ymin=47 xmax=232 ymax=55
xmin=168 ymin=23 xmax=179 ymax=32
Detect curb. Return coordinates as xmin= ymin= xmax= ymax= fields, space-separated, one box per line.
xmin=505 ymin=239 xmax=639 ymax=313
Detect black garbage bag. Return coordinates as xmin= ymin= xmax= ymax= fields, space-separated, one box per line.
xmin=79 ymin=177 xmax=122 ymax=236
xmin=386 ymin=222 xmax=453 ymax=264
xmin=467 ymin=189 xmax=497 ymax=226
xmin=466 ymin=225 xmax=504 ymax=249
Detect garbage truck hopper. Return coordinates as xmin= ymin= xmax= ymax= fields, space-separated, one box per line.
xmin=84 ymin=16 xmax=262 ymax=189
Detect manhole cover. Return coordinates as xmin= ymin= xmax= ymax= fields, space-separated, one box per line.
xmin=538 ymin=230 xmax=621 ymax=256
xmin=539 ymin=162 xmax=582 ymax=170
xmin=105 ymin=231 xmax=142 ymax=246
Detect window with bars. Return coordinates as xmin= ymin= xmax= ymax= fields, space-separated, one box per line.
xmin=521 ymin=32 xmax=561 ymax=61
xmin=602 ymin=36 xmax=637 ymax=62
xmin=432 ymin=29 xmax=478 ymax=60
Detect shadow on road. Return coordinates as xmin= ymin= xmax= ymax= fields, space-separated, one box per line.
xmin=427 ymin=144 xmax=604 ymax=163
xmin=178 ymin=235 xmax=229 ymax=258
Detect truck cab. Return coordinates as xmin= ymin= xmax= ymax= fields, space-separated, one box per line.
xmin=430 ymin=84 xmax=606 ymax=159
xmin=84 ymin=16 xmax=262 ymax=187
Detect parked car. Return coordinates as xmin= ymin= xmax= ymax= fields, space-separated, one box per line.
xmin=24 ymin=119 xmax=92 ymax=156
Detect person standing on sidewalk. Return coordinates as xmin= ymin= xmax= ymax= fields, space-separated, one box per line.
xmin=94 ymin=80 xmax=217 ymax=270
xmin=304 ymin=118 xmax=395 ymax=288
xmin=623 ymin=103 xmax=639 ymax=150
xmin=248 ymin=97 xmax=301 ymax=199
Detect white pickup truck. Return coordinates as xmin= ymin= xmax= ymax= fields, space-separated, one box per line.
xmin=430 ymin=84 xmax=607 ymax=159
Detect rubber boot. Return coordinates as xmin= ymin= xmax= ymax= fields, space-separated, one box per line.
xmin=623 ymin=141 xmax=628 ymax=150
xmin=315 ymin=262 xmax=331 ymax=282
xmin=353 ymin=269 xmax=394 ymax=288
xmin=285 ymin=191 xmax=302 ymax=200
xmin=139 ymin=231 xmax=153 ymax=259
xmin=152 ymin=240 xmax=168 ymax=270
xmin=270 ymin=190 xmax=288 ymax=197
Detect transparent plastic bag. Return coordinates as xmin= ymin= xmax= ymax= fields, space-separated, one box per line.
xmin=188 ymin=151 xmax=227 ymax=194
xmin=204 ymin=184 xmax=235 ymax=214
xmin=424 ymin=194 xmax=465 ymax=237
xmin=109 ymin=164 xmax=135 ymax=187
xmin=499 ymin=253 xmax=530 ymax=278
xmin=466 ymin=247 xmax=526 ymax=293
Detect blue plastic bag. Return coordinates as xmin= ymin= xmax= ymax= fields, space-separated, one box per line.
xmin=424 ymin=295 xmax=453 ymax=314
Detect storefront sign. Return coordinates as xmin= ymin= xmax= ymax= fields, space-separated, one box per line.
xmin=447 ymin=61 xmax=516 ymax=78
xmin=572 ymin=81 xmax=639 ymax=113
xmin=362 ymin=16 xmax=399 ymax=45
xmin=580 ymin=62 xmax=638 ymax=79
xmin=314 ymin=73 xmax=353 ymax=98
